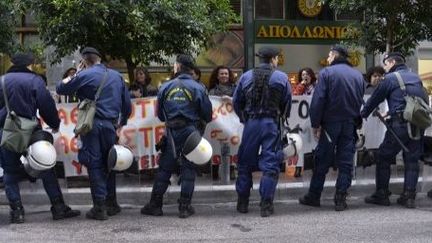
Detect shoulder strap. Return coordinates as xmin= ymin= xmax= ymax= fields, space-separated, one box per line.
xmin=94 ymin=69 xmax=108 ymax=101
xmin=1 ymin=76 xmax=11 ymax=114
xmin=394 ymin=72 xmax=407 ymax=95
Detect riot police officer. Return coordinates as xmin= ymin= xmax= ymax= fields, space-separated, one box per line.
xmin=0 ymin=52 xmax=80 ymax=224
xmin=362 ymin=52 xmax=427 ymax=208
xmin=233 ymin=46 xmax=292 ymax=217
xmin=299 ymin=45 xmax=364 ymax=211
xmin=57 ymin=47 xmax=132 ymax=220
xmin=141 ymin=54 xmax=212 ymax=218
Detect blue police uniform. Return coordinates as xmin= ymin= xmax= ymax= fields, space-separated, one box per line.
xmin=233 ymin=63 xmax=292 ymax=210
xmin=1 ymin=61 xmax=79 ymax=223
xmin=57 ymin=63 xmax=131 ymax=212
xmin=153 ymin=73 xmax=212 ymax=199
xmin=361 ymin=64 xmax=426 ymax=203
xmin=304 ymin=58 xmax=364 ymax=207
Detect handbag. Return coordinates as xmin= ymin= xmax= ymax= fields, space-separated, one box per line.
xmin=0 ymin=76 xmax=39 ymax=153
xmin=74 ymin=70 xmax=108 ymax=136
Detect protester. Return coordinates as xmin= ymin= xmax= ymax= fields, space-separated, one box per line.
xmin=233 ymin=46 xmax=292 ymax=217
xmin=299 ymin=45 xmax=365 ymax=211
xmin=57 ymin=47 xmax=132 ymax=220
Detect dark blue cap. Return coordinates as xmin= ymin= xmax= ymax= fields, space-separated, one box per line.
xmin=11 ymin=52 xmax=34 ymax=66
xmin=330 ymin=45 xmax=349 ymax=58
xmin=383 ymin=52 xmax=405 ymax=64
xmin=256 ymin=46 xmax=280 ymax=58
xmin=81 ymin=47 xmax=102 ymax=57
xmin=176 ymin=54 xmax=195 ymax=69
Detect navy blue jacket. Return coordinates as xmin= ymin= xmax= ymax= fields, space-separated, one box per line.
xmin=57 ymin=64 xmax=132 ymax=126
xmin=310 ymin=60 xmax=364 ymax=128
xmin=0 ymin=67 xmax=60 ymax=129
xmin=233 ymin=64 xmax=292 ymax=123
xmin=361 ymin=64 xmax=427 ymax=118
xmin=158 ymin=74 xmax=212 ymax=123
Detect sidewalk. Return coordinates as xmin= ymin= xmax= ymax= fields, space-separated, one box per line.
xmin=1 ymin=165 xmax=431 ymax=206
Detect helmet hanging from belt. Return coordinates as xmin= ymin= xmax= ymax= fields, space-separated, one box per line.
xmin=183 ymin=131 xmax=213 ymax=165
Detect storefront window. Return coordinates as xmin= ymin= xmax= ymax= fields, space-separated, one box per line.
xmin=255 ymin=0 xmax=284 ymax=19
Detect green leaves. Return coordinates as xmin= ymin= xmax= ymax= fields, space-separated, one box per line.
xmin=327 ymin=0 xmax=432 ymax=55
xmin=23 ymin=0 xmax=236 ymax=80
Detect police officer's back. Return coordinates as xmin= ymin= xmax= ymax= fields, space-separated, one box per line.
xmin=0 ymin=53 xmax=80 ymax=224
xmin=299 ymin=45 xmax=364 ymax=211
xmin=233 ymin=46 xmax=292 ymax=217
xmin=141 ymin=54 xmax=212 ymax=219
xmin=57 ymin=47 xmax=131 ymax=220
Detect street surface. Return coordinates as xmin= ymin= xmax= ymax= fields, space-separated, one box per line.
xmin=1 ymin=193 xmax=432 ymax=242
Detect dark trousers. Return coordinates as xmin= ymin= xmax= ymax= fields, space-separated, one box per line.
xmin=308 ymin=121 xmax=356 ymax=197
xmin=78 ymin=119 xmax=117 ymax=202
xmin=0 ymin=147 xmax=62 ymax=203
xmin=235 ymin=118 xmax=283 ymax=201
xmin=376 ymin=120 xmax=423 ymax=191
xmin=152 ymin=125 xmax=197 ymax=200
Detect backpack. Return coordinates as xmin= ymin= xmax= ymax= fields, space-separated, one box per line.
xmin=395 ymin=72 xmax=432 ymax=130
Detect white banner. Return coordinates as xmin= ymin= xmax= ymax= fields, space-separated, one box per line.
xmin=43 ymin=95 xmax=428 ymax=177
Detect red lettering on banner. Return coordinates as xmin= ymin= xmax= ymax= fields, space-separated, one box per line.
xmin=154 ymin=125 xmax=165 ymax=142
xmin=225 ymin=102 xmax=234 ymax=113
xmin=57 ymin=135 xmax=69 ymax=153
xmin=70 ymin=107 xmax=78 ymax=124
xmin=212 ymin=155 xmax=221 ymax=165
xmin=123 ymin=128 xmax=137 ymax=149
xmin=139 ymin=127 xmax=153 ymax=148
xmin=58 ymin=108 xmax=68 ymax=125
xmin=211 ymin=155 xmax=238 ymax=165
xmin=139 ymin=154 xmax=160 ymax=169
xmin=230 ymin=136 xmax=240 ymax=145
xmin=210 ymin=129 xmax=223 ymax=139
xmin=136 ymin=99 xmax=153 ymax=118
xmin=71 ymin=160 xmax=82 ymax=174
xmin=70 ymin=137 xmax=79 ymax=153
xmin=154 ymin=100 xmax=158 ymax=117
xmin=129 ymin=102 xmax=135 ymax=119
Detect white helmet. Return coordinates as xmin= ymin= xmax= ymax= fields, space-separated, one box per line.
xmin=21 ymin=140 xmax=57 ymax=178
xmin=183 ymin=131 xmax=213 ymax=165
xmin=283 ymin=133 xmax=303 ymax=158
xmin=107 ymin=145 xmax=134 ymax=171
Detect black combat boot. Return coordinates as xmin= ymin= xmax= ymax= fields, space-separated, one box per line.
xmin=50 ymin=197 xmax=81 ymax=220
xmin=10 ymin=201 xmax=25 ymax=224
xmin=106 ymin=194 xmax=121 ymax=216
xmin=334 ymin=191 xmax=347 ymax=211
xmin=364 ymin=189 xmax=391 ymax=206
xmin=294 ymin=166 xmax=302 ymax=177
xmin=86 ymin=199 xmax=108 ymax=220
xmin=178 ymin=197 xmax=195 ymax=219
xmin=141 ymin=193 xmax=163 ymax=216
xmin=428 ymin=189 xmax=432 ymax=199
xmin=397 ymin=190 xmax=416 ymax=208
xmin=299 ymin=193 xmax=320 ymax=207
xmin=260 ymin=199 xmax=274 ymax=217
xmin=236 ymin=196 xmax=249 ymax=214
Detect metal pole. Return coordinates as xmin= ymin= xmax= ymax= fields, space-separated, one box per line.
xmin=243 ymin=0 xmax=255 ymax=71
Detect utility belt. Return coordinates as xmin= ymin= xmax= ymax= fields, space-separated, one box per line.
xmin=95 ymin=116 xmax=118 ymax=125
xmin=388 ymin=112 xmax=406 ymax=124
xmin=246 ymin=113 xmax=278 ymax=120
xmin=166 ymin=117 xmax=190 ymax=129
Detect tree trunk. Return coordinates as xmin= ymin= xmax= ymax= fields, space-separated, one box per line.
xmin=125 ymin=56 xmax=136 ymax=85
xmin=385 ymin=15 xmax=396 ymax=53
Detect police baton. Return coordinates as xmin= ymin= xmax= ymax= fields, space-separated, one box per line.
xmin=162 ymin=109 xmax=178 ymax=160
xmin=372 ymin=109 xmax=410 ymax=153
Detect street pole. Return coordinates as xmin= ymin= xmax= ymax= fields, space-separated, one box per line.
xmin=243 ymin=0 xmax=255 ymax=71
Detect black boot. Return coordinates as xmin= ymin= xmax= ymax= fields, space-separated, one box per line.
xmin=178 ymin=197 xmax=195 ymax=219
xmin=86 ymin=199 xmax=108 ymax=220
xmin=428 ymin=189 xmax=432 ymax=199
xmin=260 ymin=199 xmax=274 ymax=217
xmin=10 ymin=201 xmax=25 ymax=224
xmin=397 ymin=190 xmax=416 ymax=208
xmin=334 ymin=191 xmax=347 ymax=211
xmin=141 ymin=193 xmax=163 ymax=216
xmin=364 ymin=189 xmax=391 ymax=206
xmin=299 ymin=193 xmax=320 ymax=207
xmin=50 ymin=197 xmax=81 ymax=220
xmin=236 ymin=196 xmax=249 ymax=213
xmin=106 ymin=194 xmax=121 ymax=216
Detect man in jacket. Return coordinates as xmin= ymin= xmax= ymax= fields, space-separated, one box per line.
xmin=233 ymin=46 xmax=292 ymax=217
xmin=141 ymin=54 xmax=212 ymax=218
xmin=299 ymin=45 xmax=364 ymax=211
xmin=362 ymin=52 xmax=427 ymax=208
xmin=57 ymin=47 xmax=131 ymax=220
xmin=0 ymin=52 xmax=80 ymax=224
